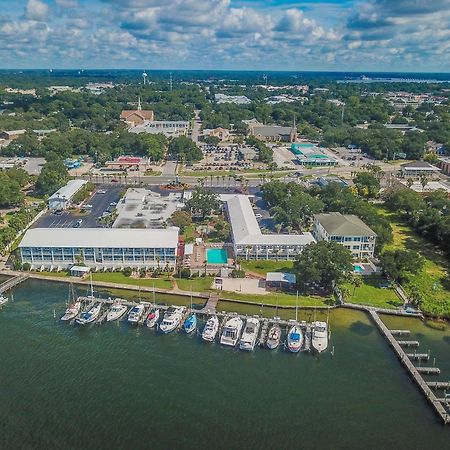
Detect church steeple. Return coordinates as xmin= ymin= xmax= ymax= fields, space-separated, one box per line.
xmin=137 ymin=96 xmax=142 ymax=111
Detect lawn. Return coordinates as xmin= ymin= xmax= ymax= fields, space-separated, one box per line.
xmin=220 ymin=290 xmax=333 ymax=307
xmin=91 ymin=272 xmax=173 ymax=290
xmin=241 ymin=260 xmax=294 ymax=276
xmin=182 ymin=224 xmax=196 ymax=243
xmin=176 ymin=277 xmax=215 ymax=293
xmin=32 ymin=270 xmax=70 ymax=278
xmin=343 ymin=275 xmax=402 ymax=309
xmin=377 ymin=206 xmax=450 ymax=318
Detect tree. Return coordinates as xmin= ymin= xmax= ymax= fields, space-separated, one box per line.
xmin=409 ymin=285 xmax=424 ymax=309
xmin=0 ymin=172 xmax=24 ymax=207
xmin=350 ymin=274 xmax=363 ymax=296
xmin=169 ymin=210 xmax=192 ymax=232
xmin=380 ymin=249 xmax=424 ymax=283
xmin=354 ymin=172 xmax=380 ymax=198
xmin=185 ymin=187 xmax=220 ymax=219
xmin=35 ymin=160 xmax=68 ymax=196
xmin=168 ymin=136 xmax=202 ymax=162
xmin=293 ymin=241 xmax=353 ymax=293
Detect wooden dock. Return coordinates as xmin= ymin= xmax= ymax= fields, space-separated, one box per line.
xmin=406 ymin=353 xmax=430 ymax=361
xmin=416 ymin=367 xmax=441 ymax=375
xmin=0 ymin=274 xmax=29 ymax=294
xmin=368 ymin=309 xmax=450 ymax=425
xmin=427 ymin=382 xmax=450 ymax=390
xmin=390 ymin=329 xmax=410 ymax=336
xmin=398 ymin=340 xmax=420 ymax=347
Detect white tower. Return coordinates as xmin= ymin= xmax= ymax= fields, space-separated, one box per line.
xmin=137 ymin=96 xmax=142 ymax=111
xmin=142 ymin=71 xmax=148 ymax=85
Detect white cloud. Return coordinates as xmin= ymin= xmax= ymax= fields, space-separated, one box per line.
xmin=24 ymin=0 xmax=49 ymax=21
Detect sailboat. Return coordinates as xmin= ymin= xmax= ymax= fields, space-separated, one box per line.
xmin=106 ymin=300 xmax=128 ymax=321
xmin=61 ymin=283 xmax=81 ymax=321
xmin=76 ymin=302 xmax=102 ymax=325
xmin=183 ymin=293 xmax=197 ymax=333
xmin=0 ymin=295 xmax=8 ymax=307
xmin=287 ymin=294 xmax=304 ymax=353
xmin=266 ymin=321 xmax=281 ymax=350
xmin=145 ymin=308 xmax=160 ymax=328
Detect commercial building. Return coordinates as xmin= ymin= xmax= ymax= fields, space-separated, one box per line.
xmin=130 ymin=120 xmax=189 ymax=137
xmin=249 ymin=123 xmax=297 ymax=142
xmin=313 ymin=213 xmax=376 ymax=259
xmin=19 ymin=228 xmax=179 ymax=269
xmin=400 ymin=161 xmax=441 ymax=177
xmin=291 ymin=143 xmax=337 ymax=167
xmin=225 ymin=195 xmax=315 ymax=260
xmin=265 ymin=272 xmax=296 ymax=291
xmin=214 ymin=93 xmax=251 ymax=105
xmin=0 ymin=130 xmax=26 ymax=141
xmin=437 ymin=157 xmax=450 ymax=176
xmin=48 ymin=179 xmax=88 ymax=211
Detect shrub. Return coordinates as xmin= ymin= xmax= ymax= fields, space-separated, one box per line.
xmin=122 ymin=267 xmax=133 ymax=277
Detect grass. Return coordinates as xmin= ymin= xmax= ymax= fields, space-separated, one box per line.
xmin=176 ymin=277 xmax=215 ymax=292
xmin=377 ymin=206 xmax=450 ymax=318
xmin=182 ymin=224 xmax=196 ymax=243
xmin=241 ymin=260 xmax=294 ymax=276
xmin=220 ymin=290 xmax=334 ymax=307
xmin=32 ymin=270 xmax=70 ymax=278
xmin=343 ymin=275 xmax=402 ymax=309
xmin=91 ymin=272 xmax=173 ymax=290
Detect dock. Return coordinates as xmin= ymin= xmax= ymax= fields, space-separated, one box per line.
xmin=427 ymin=382 xmax=450 ymax=389
xmin=406 ymin=353 xmax=430 ymax=361
xmin=390 ymin=329 xmax=410 ymax=336
xmin=369 ymin=310 xmax=450 ymax=425
xmin=0 ymin=274 xmax=29 ymax=294
xmin=398 ymin=340 xmax=420 ymax=347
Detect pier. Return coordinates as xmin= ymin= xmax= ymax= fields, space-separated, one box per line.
xmin=406 ymin=353 xmax=430 ymax=361
xmin=368 ymin=309 xmax=450 ymax=425
xmin=398 ymin=340 xmax=420 ymax=347
xmin=0 ymin=274 xmax=29 ymax=294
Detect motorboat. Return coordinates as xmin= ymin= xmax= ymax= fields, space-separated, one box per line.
xmin=266 ymin=323 xmax=282 ymax=350
xmin=76 ymin=303 xmax=102 ymax=325
xmin=287 ymin=324 xmax=304 ymax=353
xmin=202 ymin=315 xmax=219 ymax=342
xmin=239 ymin=317 xmax=260 ymax=351
xmin=0 ymin=295 xmax=8 ymax=307
xmin=183 ymin=313 xmax=197 ymax=334
xmin=106 ymin=302 xmax=128 ymax=322
xmin=145 ymin=308 xmax=160 ymax=328
xmin=159 ymin=306 xmax=187 ymax=333
xmin=311 ymin=321 xmax=328 ymax=353
xmin=60 ymin=300 xmax=81 ymax=321
xmin=127 ymin=304 xmax=146 ymax=324
xmin=220 ymin=316 xmax=243 ymax=347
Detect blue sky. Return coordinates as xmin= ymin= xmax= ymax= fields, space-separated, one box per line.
xmin=0 ymin=0 xmax=449 ymax=71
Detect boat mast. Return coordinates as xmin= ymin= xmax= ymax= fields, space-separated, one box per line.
xmin=89 ymin=273 xmax=94 ymax=298
xmin=295 ymin=290 xmax=298 ymax=323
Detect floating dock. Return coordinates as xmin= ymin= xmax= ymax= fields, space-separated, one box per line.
xmin=0 ymin=274 xmax=29 ymax=294
xmin=369 ymin=310 xmax=450 ymax=425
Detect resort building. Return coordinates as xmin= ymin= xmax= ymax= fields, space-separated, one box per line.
xmin=19 ymin=228 xmax=179 ymax=270
xmin=400 ymin=161 xmax=441 ymax=178
xmin=225 ymin=195 xmax=315 ymax=260
xmin=313 ymin=213 xmax=376 ymax=259
xmin=48 ymin=179 xmax=88 ymax=211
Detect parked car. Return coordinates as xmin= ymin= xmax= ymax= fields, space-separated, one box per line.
xmin=97 ymin=189 xmax=106 ymax=194
xmin=255 ymin=213 xmax=263 ymax=219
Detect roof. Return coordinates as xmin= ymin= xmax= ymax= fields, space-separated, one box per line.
xmin=120 ymin=110 xmax=154 ymax=120
xmin=315 ymin=212 xmax=376 ymax=237
xmin=226 ymin=195 xmax=316 ymax=246
xmin=19 ymin=228 xmax=179 ymax=249
xmin=251 ymin=125 xmax=293 ymax=137
xmin=266 ymin=272 xmax=296 ymax=284
xmin=401 ymin=161 xmax=440 ymax=171
xmin=48 ymin=179 xmax=87 ymax=202
xmin=70 ymin=265 xmax=90 ymax=272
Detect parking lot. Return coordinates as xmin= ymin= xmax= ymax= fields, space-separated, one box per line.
xmin=33 ymin=185 xmax=123 ymax=229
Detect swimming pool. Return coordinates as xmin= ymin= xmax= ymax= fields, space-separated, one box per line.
xmin=353 ymin=264 xmax=364 ymax=273
xmin=207 ymin=248 xmax=228 ymax=264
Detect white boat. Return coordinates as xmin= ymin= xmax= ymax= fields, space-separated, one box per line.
xmin=287 ymin=324 xmax=304 ymax=353
xmin=76 ymin=303 xmax=102 ymax=325
xmin=127 ymin=304 xmax=146 ymax=324
xmin=145 ymin=308 xmax=160 ymax=328
xmin=266 ymin=323 xmax=281 ymax=350
xmin=0 ymin=295 xmax=8 ymax=307
xmin=311 ymin=321 xmax=328 ymax=353
xmin=159 ymin=306 xmax=187 ymax=333
xmin=220 ymin=316 xmax=243 ymax=347
xmin=239 ymin=317 xmax=260 ymax=351
xmin=202 ymin=315 xmax=219 ymax=342
xmin=106 ymin=302 xmax=128 ymax=322
xmin=61 ymin=300 xmax=81 ymax=321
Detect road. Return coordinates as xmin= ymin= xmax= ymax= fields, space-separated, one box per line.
xmin=191 ymin=109 xmax=202 ymax=143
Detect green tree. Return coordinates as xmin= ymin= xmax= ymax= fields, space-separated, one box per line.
xmin=354 ymin=172 xmax=380 ymax=198
xmin=380 ymin=249 xmax=424 ymax=283
xmin=185 ymin=187 xmax=220 ymax=219
xmin=35 ymin=159 xmax=69 ymax=196
xmin=169 ymin=210 xmax=193 ymax=232
xmin=168 ymin=136 xmax=202 ymax=162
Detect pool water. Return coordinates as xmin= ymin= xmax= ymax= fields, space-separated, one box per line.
xmin=207 ymin=248 xmax=228 ymax=264
xmin=353 ymin=264 xmax=364 ymax=273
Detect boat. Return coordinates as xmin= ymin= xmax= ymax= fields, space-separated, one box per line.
xmin=76 ymin=303 xmax=102 ymax=325
xmin=266 ymin=322 xmax=281 ymax=350
xmin=202 ymin=315 xmax=219 ymax=342
xmin=145 ymin=308 xmax=160 ymax=328
xmin=106 ymin=301 xmax=128 ymax=321
xmin=311 ymin=321 xmax=328 ymax=353
xmin=287 ymin=324 xmax=304 ymax=353
xmin=239 ymin=317 xmax=260 ymax=351
xmin=60 ymin=283 xmax=81 ymax=321
xmin=60 ymin=300 xmax=81 ymax=321
xmin=220 ymin=316 xmax=243 ymax=347
xmin=183 ymin=313 xmax=197 ymax=334
xmin=127 ymin=304 xmax=146 ymax=324
xmin=159 ymin=306 xmax=187 ymax=333
xmin=0 ymin=295 xmax=8 ymax=307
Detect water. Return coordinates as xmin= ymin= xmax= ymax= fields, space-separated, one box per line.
xmin=0 ymin=279 xmax=449 ymax=449
xmin=206 ymin=248 xmax=228 ymax=264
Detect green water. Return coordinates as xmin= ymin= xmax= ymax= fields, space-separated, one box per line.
xmin=0 ymin=280 xmax=449 ymax=449
xmin=207 ymin=248 xmax=228 ymax=264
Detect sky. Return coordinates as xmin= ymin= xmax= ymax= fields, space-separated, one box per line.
xmin=0 ymin=0 xmax=449 ymax=72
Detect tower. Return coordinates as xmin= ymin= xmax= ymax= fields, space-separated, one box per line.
xmin=169 ymin=72 xmax=173 ymax=92
xmin=137 ymin=96 xmax=142 ymax=111
xmin=142 ymin=71 xmax=148 ymax=85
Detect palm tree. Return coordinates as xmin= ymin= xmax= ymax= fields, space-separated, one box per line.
xmin=203 ymin=259 xmax=208 ymax=277
xmin=409 ymin=285 xmax=424 ymax=309
xmin=340 ymin=286 xmax=350 ymax=303
xmin=350 ymin=275 xmax=363 ymax=296
xmin=406 ymin=177 xmax=414 ymax=189
xmin=419 ymin=174 xmax=428 ymax=191
xmin=275 ymin=223 xmax=282 ymax=234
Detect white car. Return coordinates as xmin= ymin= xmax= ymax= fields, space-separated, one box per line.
xmin=97 ymin=190 xmax=106 ymax=194
xmin=255 ymin=213 xmax=263 ymax=219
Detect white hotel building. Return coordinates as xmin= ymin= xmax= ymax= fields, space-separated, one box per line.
xmin=19 ymin=228 xmax=179 ymax=270
xmin=225 ymin=195 xmax=315 ymax=260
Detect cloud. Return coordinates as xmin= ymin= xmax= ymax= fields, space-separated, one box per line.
xmin=24 ymin=0 xmax=49 ymax=21
xmin=56 ymin=0 xmax=79 ymax=7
